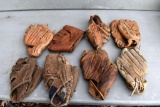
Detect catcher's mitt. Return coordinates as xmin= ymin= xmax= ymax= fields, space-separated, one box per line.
xmin=24 ymin=24 xmax=54 ymax=57
xmin=80 ymin=50 xmax=118 ymax=100
xmin=43 ymin=54 xmax=79 ymax=106
xmin=48 ymin=25 xmax=84 ymax=52
xmin=86 ymin=15 xmax=110 ymax=49
xmin=110 ymin=19 xmax=141 ymax=48
xmin=10 ymin=57 xmax=43 ymax=103
xmin=116 ymin=47 xmax=148 ymax=95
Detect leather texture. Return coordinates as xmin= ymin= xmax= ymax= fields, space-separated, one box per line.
xmin=116 ymin=47 xmax=148 ymax=95
xmin=86 ymin=15 xmax=110 ymax=49
xmin=43 ymin=54 xmax=79 ymax=106
xmin=48 ymin=25 xmax=84 ymax=52
xmin=80 ymin=50 xmax=118 ymax=100
xmin=10 ymin=57 xmax=43 ymax=103
xmin=110 ymin=19 xmax=141 ymax=48
xmin=24 ymin=25 xmax=54 ymax=57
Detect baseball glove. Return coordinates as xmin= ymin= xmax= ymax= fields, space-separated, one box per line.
xmin=116 ymin=47 xmax=148 ymax=95
xmin=86 ymin=15 xmax=110 ymax=49
xmin=10 ymin=57 xmax=43 ymax=103
xmin=24 ymin=24 xmax=54 ymax=57
xmin=80 ymin=50 xmax=118 ymax=100
xmin=48 ymin=25 xmax=84 ymax=52
xmin=43 ymin=54 xmax=79 ymax=106
xmin=110 ymin=19 xmax=141 ymax=48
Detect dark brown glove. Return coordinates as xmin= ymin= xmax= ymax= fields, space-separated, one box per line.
xmin=10 ymin=57 xmax=43 ymax=103
xmin=43 ymin=54 xmax=79 ymax=106
xmin=80 ymin=50 xmax=118 ymax=100
xmin=86 ymin=15 xmax=110 ymax=49
xmin=24 ymin=25 xmax=54 ymax=57
xmin=48 ymin=25 xmax=84 ymax=52
xmin=110 ymin=19 xmax=141 ymax=48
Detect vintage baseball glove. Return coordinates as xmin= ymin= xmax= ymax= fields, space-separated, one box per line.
xmin=43 ymin=54 xmax=79 ymax=106
xmin=80 ymin=50 xmax=118 ymax=100
xmin=48 ymin=25 xmax=84 ymax=52
xmin=24 ymin=24 xmax=54 ymax=57
xmin=86 ymin=15 xmax=110 ymax=49
xmin=110 ymin=19 xmax=141 ymax=48
xmin=116 ymin=47 xmax=148 ymax=95
xmin=10 ymin=57 xmax=43 ymax=103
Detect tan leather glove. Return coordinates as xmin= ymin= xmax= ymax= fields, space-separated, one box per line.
xmin=86 ymin=15 xmax=110 ymax=49
xmin=116 ymin=47 xmax=148 ymax=95
xmin=24 ymin=25 xmax=54 ymax=57
xmin=43 ymin=54 xmax=79 ymax=106
xmin=111 ymin=19 xmax=141 ymax=48
xmin=10 ymin=57 xmax=43 ymax=103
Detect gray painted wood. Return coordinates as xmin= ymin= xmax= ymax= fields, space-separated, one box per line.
xmin=0 ymin=10 xmax=160 ymax=105
xmin=0 ymin=0 xmax=160 ymax=11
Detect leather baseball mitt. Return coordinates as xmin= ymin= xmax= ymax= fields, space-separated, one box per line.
xmin=110 ymin=19 xmax=141 ymax=48
xmin=10 ymin=57 xmax=43 ymax=103
xmin=116 ymin=47 xmax=148 ymax=95
xmin=24 ymin=25 xmax=54 ymax=57
xmin=80 ymin=50 xmax=118 ymax=100
xmin=86 ymin=15 xmax=110 ymax=49
xmin=43 ymin=54 xmax=79 ymax=106
xmin=48 ymin=25 xmax=84 ymax=52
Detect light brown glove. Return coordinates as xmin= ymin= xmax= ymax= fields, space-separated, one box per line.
xmin=116 ymin=47 xmax=148 ymax=95
xmin=43 ymin=54 xmax=79 ymax=106
xmin=111 ymin=19 xmax=141 ymax=48
xmin=24 ymin=25 xmax=54 ymax=57
xmin=10 ymin=57 xmax=43 ymax=103
xmin=86 ymin=15 xmax=110 ymax=49
xmin=80 ymin=50 xmax=118 ymax=100
xmin=48 ymin=25 xmax=84 ymax=52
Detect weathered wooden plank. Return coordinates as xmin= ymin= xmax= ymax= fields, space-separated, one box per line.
xmin=0 ymin=0 xmax=160 ymax=11
xmin=0 ymin=10 xmax=160 ymax=105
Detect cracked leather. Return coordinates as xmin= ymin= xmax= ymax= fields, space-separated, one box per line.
xmin=116 ymin=47 xmax=148 ymax=95
xmin=43 ymin=54 xmax=79 ymax=106
xmin=111 ymin=19 xmax=141 ymax=48
xmin=80 ymin=50 xmax=118 ymax=100
xmin=24 ymin=25 xmax=54 ymax=57
xmin=10 ymin=57 xmax=43 ymax=103
xmin=48 ymin=25 xmax=84 ymax=52
xmin=86 ymin=15 xmax=110 ymax=49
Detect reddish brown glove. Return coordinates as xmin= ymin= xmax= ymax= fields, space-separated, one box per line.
xmin=24 ymin=25 xmax=54 ymax=57
xmin=80 ymin=50 xmax=118 ymax=100
xmin=110 ymin=19 xmax=141 ymax=48
xmin=86 ymin=15 xmax=110 ymax=49
xmin=48 ymin=25 xmax=84 ymax=52
xmin=43 ymin=54 xmax=79 ymax=106
xmin=10 ymin=57 xmax=43 ymax=103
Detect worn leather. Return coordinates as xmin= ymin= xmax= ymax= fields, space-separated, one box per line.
xmin=10 ymin=57 xmax=43 ymax=103
xmin=116 ymin=47 xmax=148 ymax=95
xmin=80 ymin=50 xmax=118 ymax=100
xmin=24 ymin=25 xmax=54 ymax=57
xmin=86 ymin=15 xmax=110 ymax=49
xmin=111 ymin=19 xmax=141 ymax=48
xmin=43 ymin=54 xmax=79 ymax=106
xmin=48 ymin=25 xmax=84 ymax=52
